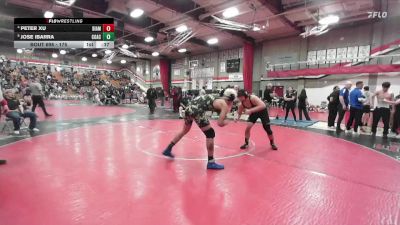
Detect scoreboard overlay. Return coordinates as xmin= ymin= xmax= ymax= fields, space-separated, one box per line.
xmin=14 ymin=18 xmax=115 ymax=49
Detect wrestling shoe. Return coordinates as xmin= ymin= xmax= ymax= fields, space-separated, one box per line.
xmin=240 ymin=143 xmax=248 ymax=149
xmin=271 ymin=144 xmax=278 ymax=150
xmin=162 ymin=149 xmax=175 ymax=158
xmin=207 ymin=162 xmax=224 ymax=170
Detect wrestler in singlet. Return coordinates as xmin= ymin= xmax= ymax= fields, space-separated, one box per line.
xmin=236 ymin=89 xmax=277 ymax=150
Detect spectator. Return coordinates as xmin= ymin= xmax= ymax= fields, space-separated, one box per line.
xmin=345 ymin=81 xmax=364 ymax=135
xmin=159 ymin=88 xmax=165 ymax=106
xmin=263 ymin=83 xmax=274 ymax=105
xmin=0 ymin=88 xmax=9 ymax=165
xmin=371 ymin=82 xmax=393 ymax=138
xmin=199 ymin=86 xmax=206 ymax=96
xmin=336 ymin=81 xmax=352 ymax=133
xmin=385 ymin=92 xmax=400 ymax=137
xmin=4 ymin=89 xmax=39 ymax=135
xmin=146 ymin=85 xmax=157 ymax=114
xmin=327 ymin=86 xmax=340 ymax=128
xmin=360 ymin=86 xmax=371 ymax=132
xmin=298 ymin=89 xmax=311 ymax=121
xmin=283 ymin=86 xmax=297 ymax=123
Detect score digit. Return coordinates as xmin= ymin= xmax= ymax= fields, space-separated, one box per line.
xmin=102 ymin=32 xmax=115 ymax=41
xmin=102 ymin=24 xmax=114 ymax=32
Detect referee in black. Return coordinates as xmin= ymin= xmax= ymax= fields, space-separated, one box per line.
xmin=30 ymin=77 xmax=52 ymax=117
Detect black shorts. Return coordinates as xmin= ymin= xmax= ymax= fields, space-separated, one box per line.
xmin=247 ymin=108 xmax=270 ymax=124
xmin=363 ymin=105 xmax=371 ymax=113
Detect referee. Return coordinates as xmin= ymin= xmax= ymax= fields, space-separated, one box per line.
xmin=30 ymin=77 xmax=52 ymax=117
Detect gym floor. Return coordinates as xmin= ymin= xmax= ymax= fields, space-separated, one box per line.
xmin=0 ymin=101 xmax=399 ymax=225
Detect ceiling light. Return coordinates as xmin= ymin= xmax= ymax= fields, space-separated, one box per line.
xmin=222 ymin=7 xmax=239 ymax=18
xmin=130 ymin=8 xmax=144 ymax=18
xmin=59 ymin=50 xmax=66 ymax=55
xmin=106 ymin=60 xmax=112 ymax=64
xmin=176 ymin=25 xmax=188 ymax=33
xmin=318 ymin=15 xmax=339 ymax=25
xmin=122 ymin=44 xmax=129 ymax=49
xmin=144 ymin=36 xmax=154 ymax=42
xmin=92 ymin=53 xmax=98 ymax=57
xmin=152 ymin=52 xmax=159 ymax=57
xmin=17 ymin=49 xmax=23 ymax=54
xmin=44 ymin=11 xmax=54 ymax=18
xmin=207 ymin=38 xmax=218 ymax=45
xmin=81 ymin=57 xmax=87 ymax=62
xmin=52 ymin=53 xmax=58 ymax=58
xmin=178 ymin=48 xmax=187 ymax=53
xmin=55 ymin=0 xmax=76 ymax=6
xmin=121 ymin=59 xmax=126 ymax=64
xmin=105 ymin=50 xmax=112 ymax=54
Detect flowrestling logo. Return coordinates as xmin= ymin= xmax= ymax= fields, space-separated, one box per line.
xmin=368 ymin=11 xmax=388 ymax=19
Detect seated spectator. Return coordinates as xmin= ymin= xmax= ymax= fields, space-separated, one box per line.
xmin=4 ymin=89 xmax=40 ymax=135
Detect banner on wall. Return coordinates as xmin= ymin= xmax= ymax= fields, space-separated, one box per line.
xmin=326 ymin=49 xmax=337 ymax=63
xmin=358 ymin=45 xmax=371 ymax=62
xmin=228 ymin=73 xmax=243 ymax=81
xmin=191 ymin=67 xmax=214 ymax=78
xmin=317 ymin=50 xmax=326 ymax=64
xmin=307 ymin=51 xmax=317 ymax=65
xmin=173 ymin=69 xmax=180 ymax=76
xmin=336 ymin=47 xmax=347 ymax=63
xmin=347 ymin=46 xmax=359 ymax=62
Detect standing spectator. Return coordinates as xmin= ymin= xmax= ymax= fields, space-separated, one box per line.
xmin=371 ymin=82 xmax=393 ymax=138
xmin=360 ymin=86 xmax=371 ymax=132
xmin=171 ymin=86 xmax=177 ymax=112
xmin=30 ymin=78 xmax=52 ymax=117
xmin=199 ymin=86 xmax=206 ymax=96
xmin=0 ymin=88 xmax=9 ymax=165
xmin=263 ymin=83 xmax=274 ymax=105
xmin=159 ymin=88 xmax=165 ymax=106
xmin=283 ymin=86 xmax=297 ymax=123
xmin=146 ymin=85 xmax=157 ymax=114
xmin=172 ymin=86 xmax=181 ymax=113
xmin=336 ymin=81 xmax=352 ymax=133
xmin=93 ymin=85 xmax=102 ymax=105
xmin=345 ymin=81 xmax=364 ymax=135
xmin=385 ymin=92 xmax=400 ymax=137
xmin=298 ymin=89 xmax=311 ymax=121
xmin=327 ymin=86 xmax=340 ymax=128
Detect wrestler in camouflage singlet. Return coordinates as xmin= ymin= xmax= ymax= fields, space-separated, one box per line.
xmin=184 ymin=94 xmax=216 ymax=128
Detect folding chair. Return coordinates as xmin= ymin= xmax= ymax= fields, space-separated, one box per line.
xmin=1 ymin=117 xmax=28 ymax=134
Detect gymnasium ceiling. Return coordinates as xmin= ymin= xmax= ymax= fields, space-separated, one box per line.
xmin=0 ymin=0 xmax=380 ymax=60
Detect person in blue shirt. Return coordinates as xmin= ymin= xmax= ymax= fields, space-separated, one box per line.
xmin=336 ymin=81 xmax=352 ymax=132
xmin=346 ymin=81 xmax=365 ymax=134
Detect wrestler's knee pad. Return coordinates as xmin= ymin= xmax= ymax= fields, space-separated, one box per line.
xmin=203 ymin=128 xmax=215 ymax=138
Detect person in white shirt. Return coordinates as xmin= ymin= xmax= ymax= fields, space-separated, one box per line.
xmin=360 ymin=86 xmax=371 ymax=131
xmin=199 ymin=86 xmax=206 ymax=96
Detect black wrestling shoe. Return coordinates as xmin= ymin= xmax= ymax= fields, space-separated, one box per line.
xmin=0 ymin=159 xmax=7 ymax=165
xmin=240 ymin=143 xmax=248 ymax=149
xmin=271 ymin=144 xmax=278 ymax=150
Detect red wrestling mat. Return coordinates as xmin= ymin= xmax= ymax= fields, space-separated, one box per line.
xmin=33 ymin=101 xmax=135 ymax=121
xmin=0 ymin=120 xmax=399 ymax=225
